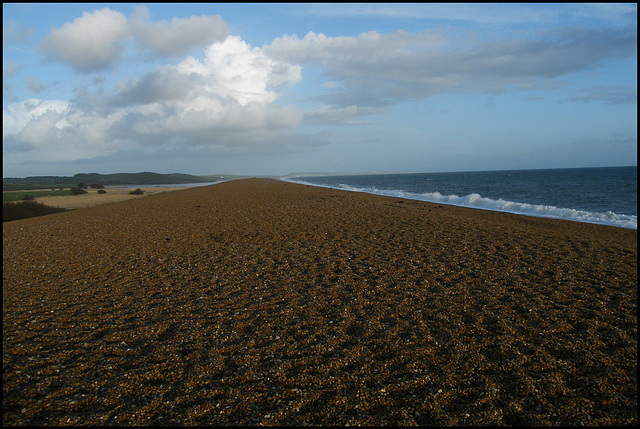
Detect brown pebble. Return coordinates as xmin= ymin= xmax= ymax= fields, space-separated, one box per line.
xmin=3 ymin=179 xmax=637 ymax=426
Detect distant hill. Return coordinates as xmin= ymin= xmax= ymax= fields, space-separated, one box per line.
xmin=3 ymin=172 xmax=244 ymax=191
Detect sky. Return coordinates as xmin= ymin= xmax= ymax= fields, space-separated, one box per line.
xmin=3 ymin=3 xmax=637 ymax=178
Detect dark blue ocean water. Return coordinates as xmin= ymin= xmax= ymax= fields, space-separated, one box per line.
xmin=283 ymin=166 xmax=637 ymax=229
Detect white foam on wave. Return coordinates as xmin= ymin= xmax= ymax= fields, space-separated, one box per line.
xmin=281 ymin=178 xmax=637 ymax=230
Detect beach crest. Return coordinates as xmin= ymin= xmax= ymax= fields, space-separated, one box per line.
xmin=3 ymin=179 xmax=637 ymax=425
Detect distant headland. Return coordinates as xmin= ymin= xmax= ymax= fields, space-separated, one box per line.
xmin=3 ymin=172 xmax=245 ymax=191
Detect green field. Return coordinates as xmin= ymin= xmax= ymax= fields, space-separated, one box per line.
xmin=3 ymin=189 xmax=75 ymax=202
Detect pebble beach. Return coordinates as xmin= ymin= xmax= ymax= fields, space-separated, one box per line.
xmin=3 ymin=178 xmax=637 ymax=425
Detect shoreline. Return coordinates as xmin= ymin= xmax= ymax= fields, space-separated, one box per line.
xmin=3 ymin=178 xmax=637 ymax=425
xmin=281 ymin=169 xmax=637 ymax=230
xmin=286 ymin=179 xmax=638 ymax=230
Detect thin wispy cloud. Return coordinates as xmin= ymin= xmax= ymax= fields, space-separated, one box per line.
xmin=3 ymin=20 xmax=34 ymax=47
xmin=301 ymin=3 xmax=637 ymax=26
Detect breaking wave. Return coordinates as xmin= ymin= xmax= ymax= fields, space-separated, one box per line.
xmin=282 ymin=178 xmax=637 ymax=230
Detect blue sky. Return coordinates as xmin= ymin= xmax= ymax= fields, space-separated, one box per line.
xmin=3 ymin=3 xmax=637 ymax=177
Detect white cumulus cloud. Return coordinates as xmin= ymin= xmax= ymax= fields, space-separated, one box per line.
xmin=182 ymin=36 xmax=303 ymax=106
xmin=40 ymin=8 xmax=130 ymax=73
xmin=5 ymin=34 xmax=305 ymax=164
xmin=117 ymin=36 xmax=303 ymax=146
xmin=38 ymin=7 xmax=229 ymax=73
xmin=3 ymin=99 xmax=70 ymax=138
xmin=129 ymin=6 xmax=228 ymax=57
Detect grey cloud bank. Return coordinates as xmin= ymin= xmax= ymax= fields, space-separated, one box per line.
xmin=265 ymin=27 xmax=637 ymax=106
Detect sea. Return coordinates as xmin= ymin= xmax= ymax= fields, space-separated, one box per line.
xmin=282 ymin=166 xmax=637 ymax=230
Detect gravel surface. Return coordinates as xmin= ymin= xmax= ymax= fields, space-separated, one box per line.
xmin=3 ymin=178 xmax=637 ymax=425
